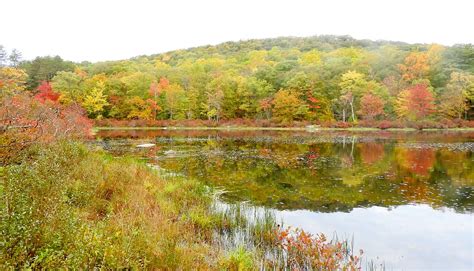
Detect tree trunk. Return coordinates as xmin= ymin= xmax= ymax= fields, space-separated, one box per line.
xmin=154 ymin=92 xmax=157 ymax=120
xmin=350 ymin=97 xmax=355 ymax=122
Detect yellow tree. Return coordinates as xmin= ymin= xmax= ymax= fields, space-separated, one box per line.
xmin=338 ymin=71 xmax=368 ymax=122
xmin=164 ymin=83 xmax=188 ymax=120
xmin=0 ymin=67 xmax=27 ymax=96
xmin=82 ymin=81 xmax=109 ymax=119
xmin=272 ymin=89 xmax=308 ymax=123
xmin=125 ymin=96 xmax=157 ymax=120
xmin=299 ymin=49 xmax=322 ymax=66
xmin=439 ymin=72 xmax=474 ymax=119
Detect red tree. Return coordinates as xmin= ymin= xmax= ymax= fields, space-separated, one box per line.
xmin=396 ymin=84 xmax=435 ymax=120
xmin=34 ymin=81 xmax=60 ymax=103
xmin=358 ymin=93 xmax=385 ymax=120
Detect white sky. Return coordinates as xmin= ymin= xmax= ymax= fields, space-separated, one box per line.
xmin=2 ymin=0 xmax=473 ymax=62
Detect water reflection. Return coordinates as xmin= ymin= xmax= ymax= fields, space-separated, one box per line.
xmin=97 ymin=130 xmax=474 ymax=213
xmin=95 ymin=129 xmax=474 ymax=270
xmin=276 ymin=204 xmax=473 ymax=270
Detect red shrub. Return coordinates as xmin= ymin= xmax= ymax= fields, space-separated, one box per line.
xmin=275 ymin=227 xmax=362 ymax=270
xmin=1 ymin=93 xmax=92 ymax=164
xmin=34 ymin=81 xmax=60 ymax=103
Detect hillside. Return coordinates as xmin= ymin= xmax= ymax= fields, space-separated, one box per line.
xmin=4 ymin=35 xmax=474 ymax=125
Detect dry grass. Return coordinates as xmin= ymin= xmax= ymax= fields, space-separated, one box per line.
xmin=1 ymin=141 xmax=221 ymax=269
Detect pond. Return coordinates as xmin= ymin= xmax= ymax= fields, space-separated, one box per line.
xmin=95 ymin=129 xmax=474 ymax=270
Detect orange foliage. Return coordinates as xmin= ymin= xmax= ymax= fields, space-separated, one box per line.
xmin=399 ymin=177 xmax=431 ymax=203
xmin=398 ymin=52 xmax=430 ymax=82
xmin=149 ymin=77 xmax=170 ymax=97
xmin=275 ymin=227 xmax=362 ymax=270
xmin=399 ymin=148 xmax=435 ymax=176
xmin=396 ymin=84 xmax=435 ymax=120
xmin=358 ymin=94 xmax=385 ymax=120
xmin=360 ymin=143 xmax=384 ymax=164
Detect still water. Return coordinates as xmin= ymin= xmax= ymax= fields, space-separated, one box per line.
xmin=95 ymin=129 xmax=474 ymax=270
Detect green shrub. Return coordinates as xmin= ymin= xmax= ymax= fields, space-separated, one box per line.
xmin=219 ymin=246 xmax=255 ymax=271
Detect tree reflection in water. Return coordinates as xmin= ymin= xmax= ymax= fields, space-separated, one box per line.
xmin=95 ymin=129 xmax=474 ymax=213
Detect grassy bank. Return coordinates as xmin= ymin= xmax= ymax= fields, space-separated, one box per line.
xmin=1 ymin=141 xmax=365 ymax=270
xmin=1 ymin=142 xmax=224 ymax=269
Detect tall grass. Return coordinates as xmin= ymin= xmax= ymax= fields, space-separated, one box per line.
xmin=1 ymin=141 xmax=219 ymax=269
xmin=1 ymin=141 xmax=374 ymax=270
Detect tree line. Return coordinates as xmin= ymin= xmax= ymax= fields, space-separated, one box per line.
xmin=1 ymin=35 xmax=473 ymax=125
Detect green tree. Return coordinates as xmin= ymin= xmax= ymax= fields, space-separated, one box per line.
xmin=8 ymin=49 xmax=22 ymax=67
xmin=163 ymin=83 xmax=188 ymax=120
xmin=20 ymin=56 xmax=75 ymax=89
xmin=52 ymin=70 xmax=85 ymax=104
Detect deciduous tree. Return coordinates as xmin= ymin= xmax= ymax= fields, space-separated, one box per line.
xmin=34 ymin=81 xmax=60 ymax=103
xmin=272 ymin=89 xmax=308 ymax=123
xmin=439 ymin=72 xmax=474 ymax=119
xmin=82 ymin=81 xmax=109 ymax=118
xmin=358 ymin=93 xmax=385 ymax=120
xmin=52 ymin=70 xmax=85 ymax=104
xmin=8 ymin=49 xmax=22 ymax=67
xmin=398 ymin=52 xmax=430 ymax=83
xmin=338 ymin=71 xmax=368 ymax=122
xmin=395 ymin=83 xmax=435 ymax=120
xmin=0 ymin=67 xmax=28 ymax=95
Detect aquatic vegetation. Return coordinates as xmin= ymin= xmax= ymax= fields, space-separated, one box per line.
xmin=219 ymin=246 xmax=255 ymax=271
xmin=273 ymin=227 xmax=363 ymax=270
xmin=1 ymin=140 xmax=374 ymax=269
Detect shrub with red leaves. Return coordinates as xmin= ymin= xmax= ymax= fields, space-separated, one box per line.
xmin=1 ymin=93 xmax=92 ymax=164
xmin=275 ymin=227 xmax=363 ymax=270
xmin=34 ymin=81 xmax=60 ymax=103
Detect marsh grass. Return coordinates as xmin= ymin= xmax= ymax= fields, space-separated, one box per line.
xmin=1 ymin=141 xmax=220 ymax=269
xmin=210 ymin=200 xmax=371 ymax=270
xmin=1 ymin=141 xmax=375 ymax=270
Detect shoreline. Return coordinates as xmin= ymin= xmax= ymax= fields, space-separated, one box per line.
xmin=93 ymin=126 xmax=474 ymax=132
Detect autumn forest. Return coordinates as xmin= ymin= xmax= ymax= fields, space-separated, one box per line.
xmin=1 ymin=35 xmax=474 ymax=270
xmin=2 ymin=35 xmax=473 ymax=127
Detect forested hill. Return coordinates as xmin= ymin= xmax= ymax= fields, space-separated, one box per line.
xmin=2 ymin=35 xmax=474 ymax=124
xmin=134 ymin=35 xmax=472 ymax=72
xmin=145 ymin=35 xmax=412 ymax=61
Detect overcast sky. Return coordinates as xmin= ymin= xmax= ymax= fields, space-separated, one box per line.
xmin=2 ymin=0 xmax=473 ymax=62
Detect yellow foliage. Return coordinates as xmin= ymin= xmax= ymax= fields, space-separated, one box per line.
xmin=0 ymin=67 xmax=28 ymax=95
